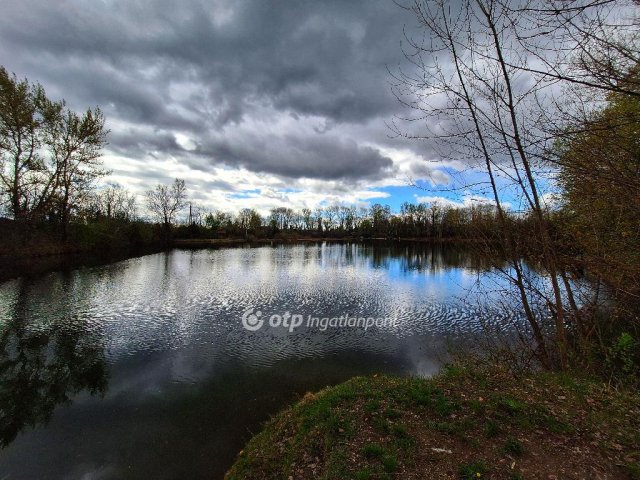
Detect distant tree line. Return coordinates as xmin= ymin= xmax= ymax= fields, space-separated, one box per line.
xmin=180 ymin=201 xmax=525 ymax=242
xmin=0 ymin=61 xmax=567 ymax=260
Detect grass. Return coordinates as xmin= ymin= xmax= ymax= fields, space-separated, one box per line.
xmin=362 ymin=443 xmax=385 ymax=458
xmin=502 ymin=437 xmax=524 ymax=456
xmin=458 ymin=460 xmax=488 ymax=479
xmin=225 ymin=361 xmax=640 ymax=479
xmin=485 ymin=419 xmax=501 ymax=438
xmin=381 ymin=453 xmax=398 ymax=473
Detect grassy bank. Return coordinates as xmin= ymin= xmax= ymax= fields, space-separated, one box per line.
xmin=225 ymin=362 xmax=640 ymax=479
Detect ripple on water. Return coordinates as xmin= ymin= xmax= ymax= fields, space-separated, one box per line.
xmin=0 ymin=245 xmax=529 ymax=367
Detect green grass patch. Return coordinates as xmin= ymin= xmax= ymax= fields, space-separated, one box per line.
xmin=354 ymin=468 xmax=374 ymax=480
xmin=390 ymin=423 xmax=410 ymax=438
xmin=485 ymin=419 xmax=501 ymax=438
xmin=497 ymin=396 xmax=526 ymax=414
xmin=393 ymin=435 xmax=415 ymax=450
xmin=384 ymin=407 xmax=402 ymax=419
xmin=407 ymin=380 xmax=439 ymax=406
xmin=624 ymin=461 xmax=640 ymax=480
xmin=225 ymin=364 xmax=640 ymax=480
xmin=362 ymin=443 xmax=385 ymax=459
xmin=458 ymin=460 xmax=488 ymax=479
xmin=503 ymin=437 xmax=524 ymax=456
xmin=364 ymin=399 xmax=381 ymax=414
xmin=381 ymin=454 xmax=398 ymax=473
xmin=373 ymin=416 xmax=391 ymax=434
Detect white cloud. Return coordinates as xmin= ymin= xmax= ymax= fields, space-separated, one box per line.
xmin=415 ymin=193 xmax=511 ymax=210
xmin=174 ymin=133 xmax=197 ymax=151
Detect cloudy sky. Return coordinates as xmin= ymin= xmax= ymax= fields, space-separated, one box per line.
xmin=0 ymin=0 xmax=493 ymax=216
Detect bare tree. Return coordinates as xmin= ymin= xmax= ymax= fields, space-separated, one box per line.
xmin=269 ymin=207 xmax=295 ymax=230
xmin=325 ymin=204 xmax=341 ymax=230
xmin=301 ymin=208 xmax=313 ymax=230
xmin=313 ymin=208 xmax=324 ymax=232
xmin=509 ymin=0 xmax=640 ymax=97
xmin=146 ymin=178 xmax=187 ymax=234
xmin=389 ymin=0 xmax=625 ymax=367
xmin=236 ymin=208 xmax=262 ymax=236
xmin=92 ymin=184 xmax=137 ymax=221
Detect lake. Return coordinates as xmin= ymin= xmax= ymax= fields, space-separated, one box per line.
xmin=0 ymin=242 xmax=518 ymax=479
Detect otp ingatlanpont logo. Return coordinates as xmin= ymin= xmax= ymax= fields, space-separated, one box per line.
xmin=241 ymin=307 xmax=264 ymax=331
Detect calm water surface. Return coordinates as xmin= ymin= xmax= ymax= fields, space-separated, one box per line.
xmin=0 ymin=243 xmax=514 ymax=479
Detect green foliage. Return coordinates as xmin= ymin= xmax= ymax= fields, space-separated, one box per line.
xmin=227 ymin=364 xmax=640 ymax=480
xmin=502 ymin=437 xmax=524 ymax=456
xmin=607 ymin=332 xmax=639 ymax=381
xmin=390 ymin=423 xmax=409 ymax=438
xmin=434 ymin=392 xmax=459 ymax=417
xmin=0 ymin=66 xmax=107 ymax=228
xmin=624 ymin=461 xmax=640 ymax=480
xmin=442 ymin=363 xmax=466 ymax=378
xmin=384 ymin=407 xmax=401 ymax=419
xmin=393 ymin=435 xmax=415 ymax=450
xmin=498 ymin=397 xmax=525 ymax=414
xmin=558 ymin=89 xmax=640 ymax=316
xmin=364 ymin=399 xmax=380 ymax=414
xmin=407 ymin=380 xmax=438 ymax=405
xmin=71 ymin=219 xmax=158 ymax=252
xmin=362 ymin=443 xmax=385 ymax=458
xmin=373 ymin=417 xmax=391 ymax=434
xmin=354 ymin=468 xmax=374 ymax=480
xmin=381 ymin=454 xmax=398 ymax=473
xmin=458 ymin=460 xmax=488 ymax=479
xmin=484 ymin=420 xmax=500 ymax=438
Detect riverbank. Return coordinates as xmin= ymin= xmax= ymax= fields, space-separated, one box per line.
xmin=225 ymin=362 xmax=640 ymax=479
xmin=0 ymin=237 xmax=355 ymax=281
xmin=0 ymin=218 xmax=167 ymax=281
xmin=0 ymin=245 xmax=166 ymax=282
xmin=171 ymin=237 xmax=355 ymax=247
xmin=171 ymin=236 xmax=489 ymax=248
xmin=0 ymin=234 xmax=485 ymax=282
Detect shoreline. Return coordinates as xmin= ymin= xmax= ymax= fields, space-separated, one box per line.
xmin=225 ymin=362 xmax=640 ymax=479
xmin=0 ymin=244 xmax=165 ymax=282
xmin=0 ymin=237 xmax=484 ymax=282
xmin=170 ymin=236 xmax=487 ymax=248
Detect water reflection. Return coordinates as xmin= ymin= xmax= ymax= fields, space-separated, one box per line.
xmin=0 ymin=242 xmax=513 ymax=479
xmin=356 ymin=242 xmax=499 ymax=273
xmin=0 ymin=278 xmax=108 ymax=447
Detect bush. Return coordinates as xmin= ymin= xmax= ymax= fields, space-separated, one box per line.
xmin=607 ymin=332 xmax=639 ymax=383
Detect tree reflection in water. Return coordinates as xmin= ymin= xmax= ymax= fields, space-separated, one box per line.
xmin=0 ymin=278 xmax=108 ymax=448
xmin=358 ymin=242 xmax=501 ymax=273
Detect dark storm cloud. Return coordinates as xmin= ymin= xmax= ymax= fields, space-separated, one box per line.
xmin=107 ymin=129 xmax=183 ymax=158
xmin=199 ymin=133 xmax=396 ymax=181
xmin=107 ymin=123 xmax=397 ymax=181
xmin=0 ymin=0 xmax=420 ymax=181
